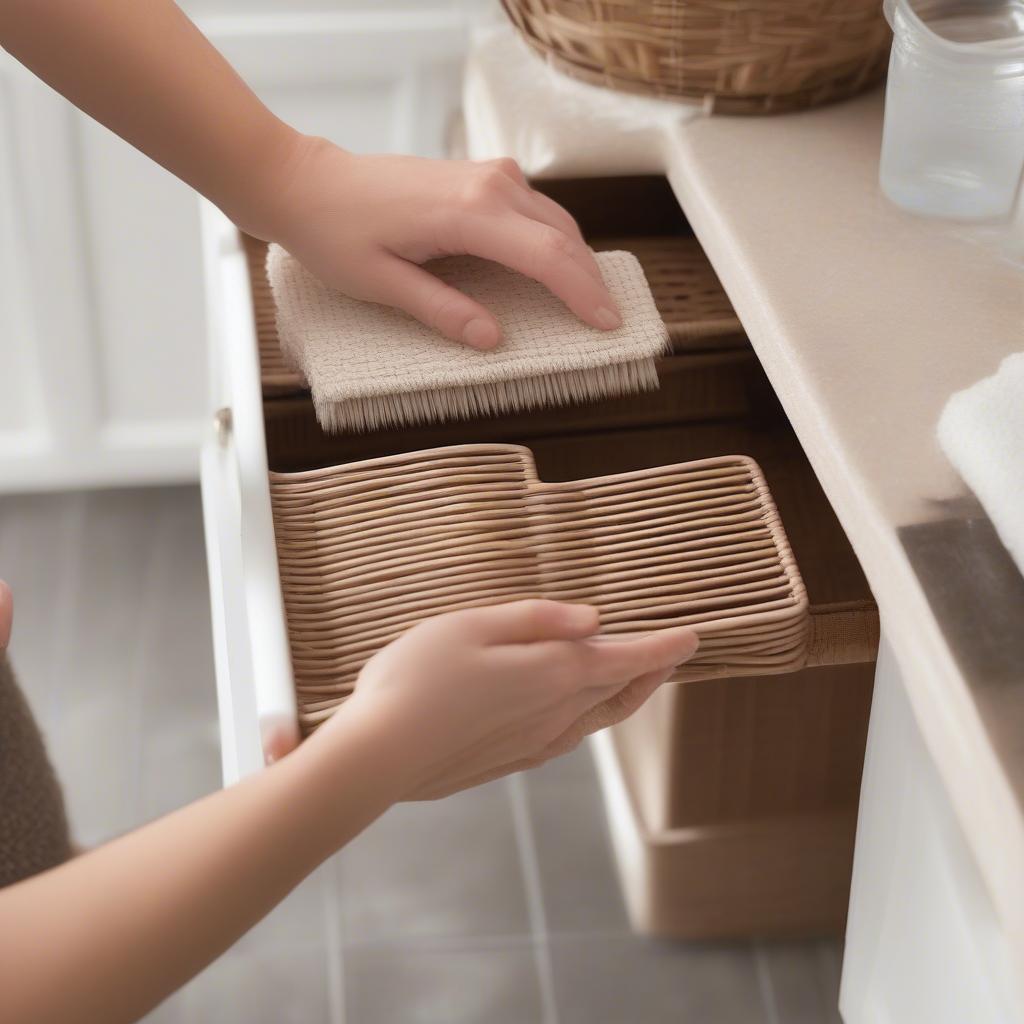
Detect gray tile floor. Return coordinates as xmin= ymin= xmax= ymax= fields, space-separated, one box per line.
xmin=0 ymin=485 xmax=844 ymax=1023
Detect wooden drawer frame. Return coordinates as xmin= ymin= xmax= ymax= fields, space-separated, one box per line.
xmin=200 ymin=205 xmax=297 ymax=781
xmin=200 ymin=192 xmax=879 ymax=946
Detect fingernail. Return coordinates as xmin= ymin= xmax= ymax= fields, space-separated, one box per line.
xmin=594 ymin=306 xmax=621 ymax=330
xmin=677 ymin=632 xmax=700 ymax=660
xmin=462 ymin=318 xmax=498 ymax=349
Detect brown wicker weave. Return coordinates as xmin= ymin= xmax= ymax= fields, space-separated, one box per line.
xmin=270 ymin=444 xmax=809 ymax=732
xmin=594 ymin=236 xmax=744 ymax=350
xmin=242 ymin=233 xmax=306 ymax=397
xmin=501 ymin=0 xmax=891 ymax=114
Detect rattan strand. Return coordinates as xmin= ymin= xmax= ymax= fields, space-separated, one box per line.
xmin=269 ymin=443 xmax=808 ymax=731
xmin=242 ymin=233 xmax=306 ymax=396
xmin=593 ymin=236 xmax=744 ymax=349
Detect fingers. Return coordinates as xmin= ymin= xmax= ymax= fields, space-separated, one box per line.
xmin=462 ymin=160 xmax=614 ymax=324
xmin=261 ymin=713 xmax=300 ymax=766
xmin=504 ymin=626 xmax=698 ymax=694
xmin=501 ymin=182 xmax=585 ymax=246
xmin=577 ymin=666 xmax=675 ymax=733
xmin=482 ymin=157 xmax=589 ymax=251
xmin=0 ymin=579 xmax=12 ymax=650
xmin=454 ymin=599 xmax=600 ymax=645
xmin=508 ymin=190 xmax=604 ymax=286
xmin=578 ymin=627 xmax=700 ymax=689
xmin=370 ymin=256 xmax=502 ymax=350
xmin=538 ymin=663 xmax=676 ymax=764
xmin=456 ymin=212 xmax=621 ymax=331
xmin=485 ymin=156 xmax=529 ymax=190
xmin=369 ymin=156 xmax=616 ymax=344
xmin=531 ymin=666 xmax=674 ymax=765
xmin=414 ymin=664 xmax=676 ymax=800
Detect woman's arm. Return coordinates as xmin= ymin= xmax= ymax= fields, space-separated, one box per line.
xmin=0 ymin=592 xmax=698 ymax=1024
xmin=0 ymin=698 xmax=407 ymax=1024
xmin=0 ymin=0 xmax=620 ymax=349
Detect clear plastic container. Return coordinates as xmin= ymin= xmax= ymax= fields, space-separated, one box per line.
xmin=880 ymin=0 xmax=1024 ymax=220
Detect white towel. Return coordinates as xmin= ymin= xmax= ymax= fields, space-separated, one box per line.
xmin=937 ymin=352 xmax=1024 ymax=576
xmin=267 ymin=245 xmax=669 ymax=433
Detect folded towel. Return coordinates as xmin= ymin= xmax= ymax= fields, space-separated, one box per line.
xmin=267 ymin=246 xmax=669 ymax=433
xmin=937 ymin=352 xmax=1024 ymax=576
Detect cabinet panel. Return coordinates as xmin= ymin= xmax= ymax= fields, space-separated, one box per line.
xmin=840 ymin=638 xmax=1021 ymax=1024
xmin=75 ymin=115 xmax=208 ymax=430
xmin=0 ymin=56 xmax=108 ymax=489
xmin=0 ymin=74 xmax=39 ymax=437
xmin=0 ymin=6 xmax=485 ymax=492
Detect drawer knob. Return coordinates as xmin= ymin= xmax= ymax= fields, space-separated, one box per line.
xmin=214 ymin=407 xmax=232 ymax=447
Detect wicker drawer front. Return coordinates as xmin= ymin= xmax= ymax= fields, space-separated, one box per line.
xmin=270 ymin=444 xmax=811 ymax=734
xmin=229 ymin=205 xmax=879 ymax=941
xmin=242 ymin=233 xmax=304 ymax=397
xmin=223 ymin=172 xmax=881 ymax=940
xmin=593 ymin=235 xmax=746 ymax=352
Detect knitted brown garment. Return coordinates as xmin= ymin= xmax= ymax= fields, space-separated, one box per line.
xmin=0 ymin=652 xmax=71 ymax=888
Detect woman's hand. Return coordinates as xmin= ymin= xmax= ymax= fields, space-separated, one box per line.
xmin=310 ymin=600 xmax=699 ymax=801
xmin=0 ymin=580 xmax=12 ymax=651
xmin=246 ymin=139 xmax=621 ymax=351
xmin=3 ymin=1 xmax=618 ymax=351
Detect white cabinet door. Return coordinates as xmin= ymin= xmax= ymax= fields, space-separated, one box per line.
xmin=841 ymin=637 xmax=1022 ymax=1024
xmin=0 ymin=2 xmax=493 ymax=493
xmin=0 ymin=55 xmax=123 ymax=491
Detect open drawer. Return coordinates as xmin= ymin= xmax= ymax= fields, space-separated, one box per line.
xmin=200 ymin=205 xmax=299 ymax=783
xmin=200 ymin=193 xmax=877 ymax=783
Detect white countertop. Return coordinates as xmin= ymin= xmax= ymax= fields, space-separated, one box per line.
xmin=466 ymin=29 xmax=1024 ymax=972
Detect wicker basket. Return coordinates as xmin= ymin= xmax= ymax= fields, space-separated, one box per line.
xmin=501 ymin=0 xmax=892 ymax=115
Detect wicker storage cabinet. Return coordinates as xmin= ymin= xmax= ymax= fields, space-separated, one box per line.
xmin=245 ymin=175 xmax=878 ymax=938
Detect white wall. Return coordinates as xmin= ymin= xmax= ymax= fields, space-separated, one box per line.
xmin=0 ymin=1 xmax=494 ymax=492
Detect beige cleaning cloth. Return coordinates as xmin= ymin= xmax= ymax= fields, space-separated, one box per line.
xmin=267 ymin=245 xmax=669 ymax=433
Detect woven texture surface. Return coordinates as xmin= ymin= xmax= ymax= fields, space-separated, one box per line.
xmin=242 ymin=233 xmax=305 ymax=396
xmin=269 ymin=444 xmax=809 ymax=732
xmin=268 ymin=246 xmax=669 ymax=432
xmin=594 ymin=236 xmax=744 ymax=350
xmin=501 ymin=0 xmax=891 ymax=114
xmin=247 ymin=233 xmax=747 ymax=398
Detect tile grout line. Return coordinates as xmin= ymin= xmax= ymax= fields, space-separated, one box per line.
xmin=322 ymin=862 xmax=347 ymax=1024
xmin=817 ymin=940 xmax=845 ymax=1022
xmin=45 ymin=493 xmax=89 ymax=737
xmin=753 ymin=942 xmax=782 ymax=1024
xmin=129 ymin=497 xmax=178 ymax=832
xmin=507 ymin=774 xmax=560 ymax=1024
xmin=340 ymin=927 xmax=634 ymax=954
